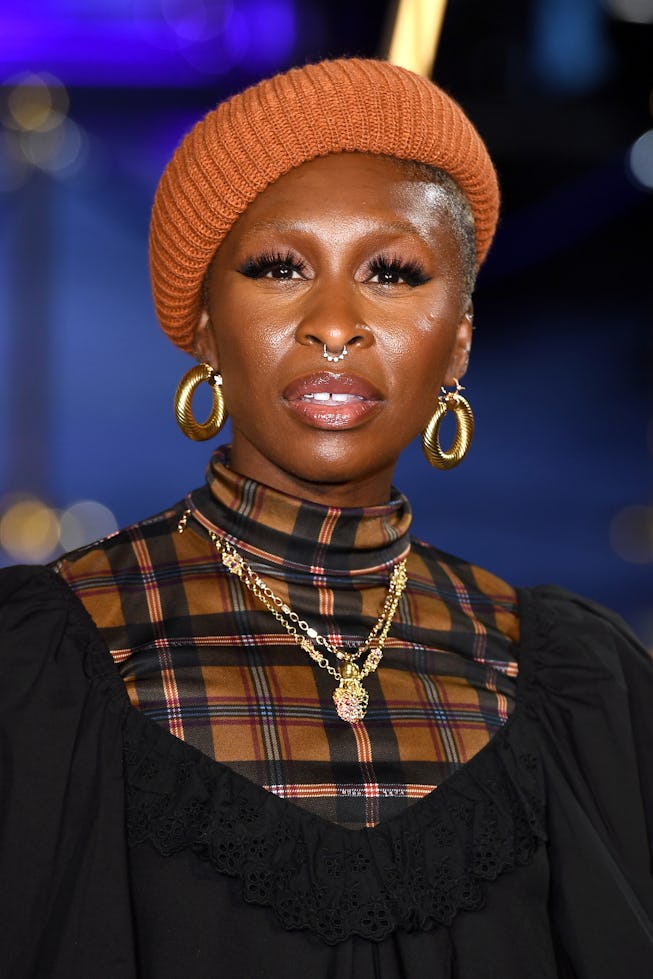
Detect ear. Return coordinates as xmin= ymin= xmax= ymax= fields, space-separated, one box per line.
xmin=192 ymin=309 xmax=220 ymax=367
xmin=442 ymin=303 xmax=473 ymax=388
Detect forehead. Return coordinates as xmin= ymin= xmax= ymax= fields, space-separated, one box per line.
xmin=224 ymin=152 xmax=458 ymax=244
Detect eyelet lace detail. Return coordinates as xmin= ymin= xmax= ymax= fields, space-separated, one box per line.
xmin=124 ymin=710 xmax=546 ymax=945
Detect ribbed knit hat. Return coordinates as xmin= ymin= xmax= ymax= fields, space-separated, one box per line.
xmin=150 ymin=58 xmax=499 ymax=353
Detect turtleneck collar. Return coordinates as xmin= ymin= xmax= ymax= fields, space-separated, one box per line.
xmin=187 ymin=446 xmax=412 ymax=577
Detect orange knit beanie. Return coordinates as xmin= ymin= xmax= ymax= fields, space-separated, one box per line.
xmin=150 ymin=58 xmax=499 ymax=353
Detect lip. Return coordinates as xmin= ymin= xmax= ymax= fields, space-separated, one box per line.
xmin=283 ymin=371 xmax=383 ymax=430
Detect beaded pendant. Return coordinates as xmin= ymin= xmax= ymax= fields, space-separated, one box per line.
xmin=332 ymin=662 xmax=369 ymax=723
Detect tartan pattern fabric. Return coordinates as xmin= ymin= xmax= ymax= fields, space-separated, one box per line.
xmin=54 ymin=447 xmax=519 ymax=829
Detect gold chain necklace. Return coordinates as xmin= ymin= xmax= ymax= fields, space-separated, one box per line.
xmin=178 ymin=509 xmax=408 ymax=723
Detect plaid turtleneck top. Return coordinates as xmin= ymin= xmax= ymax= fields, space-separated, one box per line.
xmin=54 ymin=447 xmax=519 ymax=830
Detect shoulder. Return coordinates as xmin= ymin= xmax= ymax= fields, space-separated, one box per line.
xmin=0 ymin=564 xmax=122 ymax=704
xmin=0 ymin=562 xmax=75 ymax=618
xmin=517 ymin=586 xmax=653 ymax=907
xmin=520 ymin=583 xmax=651 ymax=670
xmin=50 ymin=497 xmax=210 ymax=634
xmin=409 ymin=535 xmax=517 ymax=604
xmin=52 ymin=500 xmax=185 ymax=580
xmin=52 ymin=500 xmax=186 ymax=599
xmin=408 ymin=535 xmax=520 ymax=644
xmin=517 ymin=584 xmax=653 ymax=719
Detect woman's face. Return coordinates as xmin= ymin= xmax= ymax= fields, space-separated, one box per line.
xmin=197 ymin=153 xmax=473 ymax=506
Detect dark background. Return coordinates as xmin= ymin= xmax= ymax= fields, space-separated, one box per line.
xmin=1 ymin=0 xmax=651 ymax=639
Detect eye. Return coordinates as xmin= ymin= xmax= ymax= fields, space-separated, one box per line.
xmin=367 ymin=254 xmax=429 ymax=287
xmin=240 ymin=250 xmax=307 ymax=280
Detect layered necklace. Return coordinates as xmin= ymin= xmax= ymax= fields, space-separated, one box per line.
xmin=178 ymin=509 xmax=408 ymax=723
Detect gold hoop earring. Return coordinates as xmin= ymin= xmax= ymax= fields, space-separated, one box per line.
xmin=174 ymin=362 xmax=227 ymax=441
xmin=421 ymin=380 xmax=474 ymax=469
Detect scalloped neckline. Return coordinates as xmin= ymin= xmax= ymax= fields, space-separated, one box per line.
xmin=125 ymin=697 xmax=527 ymax=840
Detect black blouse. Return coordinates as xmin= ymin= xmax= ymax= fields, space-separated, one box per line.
xmin=1 ymin=565 xmax=652 ymax=978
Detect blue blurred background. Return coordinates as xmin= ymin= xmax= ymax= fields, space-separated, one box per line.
xmin=1 ymin=0 xmax=652 ymax=640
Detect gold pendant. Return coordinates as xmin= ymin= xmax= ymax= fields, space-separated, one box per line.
xmin=332 ymin=663 xmax=369 ymax=723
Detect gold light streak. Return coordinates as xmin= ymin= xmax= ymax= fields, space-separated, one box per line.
xmin=387 ymin=0 xmax=448 ymax=77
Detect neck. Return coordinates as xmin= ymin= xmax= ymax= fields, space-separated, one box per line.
xmin=192 ymin=445 xmax=412 ymax=576
xmin=229 ymin=444 xmax=396 ymax=508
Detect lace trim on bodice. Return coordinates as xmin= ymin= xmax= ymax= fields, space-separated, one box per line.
xmin=124 ymin=707 xmax=546 ymax=944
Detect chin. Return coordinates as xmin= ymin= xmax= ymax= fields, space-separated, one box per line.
xmin=284 ymin=446 xmax=397 ymax=489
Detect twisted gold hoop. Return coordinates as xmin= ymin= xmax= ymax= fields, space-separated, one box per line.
xmin=174 ymin=362 xmax=227 ymax=441
xmin=421 ymin=382 xmax=474 ymax=469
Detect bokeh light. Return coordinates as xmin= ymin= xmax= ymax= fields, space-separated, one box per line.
xmin=19 ymin=115 xmax=86 ymax=174
xmin=610 ymin=505 xmax=653 ymax=564
xmin=59 ymin=500 xmax=119 ymax=551
xmin=628 ymin=129 xmax=653 ymax=189
xmin=136 ymin=0 xmax=233 ymax=51
xmin=177 ymin=9 xmax=249 ymax=75
xmin=4 ymin=71 xmax=69 ymax=131
xmin=603 ymin=0 xmax=653 ymax=23
xmin=1 ymin=72 xmax=86 ymax=182
xmin=0 ymin=495 xmax=60 ymax=563
xmin=161 ymin=0 xmax=232 ymax=43
xmin=0 ymin=495 xmax=119 ymax=563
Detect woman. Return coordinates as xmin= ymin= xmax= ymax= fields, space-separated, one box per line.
xmin=1 ymin=58 xmax=652 ymax=978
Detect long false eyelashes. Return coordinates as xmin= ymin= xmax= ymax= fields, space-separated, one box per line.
xmin=240 ymin=249 xmax=430 ymax=287
xmin=240 ymin=250 xmax=307 ymax=279
xmin=366 ymin=254 xmax=429 ymax=287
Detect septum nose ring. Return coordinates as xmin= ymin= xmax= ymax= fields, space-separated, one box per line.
xmin=323 ymin=344 xmax=348 ymax=363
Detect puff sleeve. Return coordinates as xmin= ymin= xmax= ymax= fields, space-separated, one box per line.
xmin=521 ymin=586 xmax=653 ymax=977
xmin=0 ymin=567 xmax=136 ymax=978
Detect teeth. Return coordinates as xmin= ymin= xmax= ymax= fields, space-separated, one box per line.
xmin=302 ymin=392 xmax=363 ymax=403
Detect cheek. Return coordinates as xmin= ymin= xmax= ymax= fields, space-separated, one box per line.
xmin=210 ymin=317 xmax=289 ymax=429
xmin=211 ymin=300 xmax=279 ymax=371
xmin=383 ymin=309 xmax=458 ymax=377
xmin=382 ymin=320 xmax=459 ymax=428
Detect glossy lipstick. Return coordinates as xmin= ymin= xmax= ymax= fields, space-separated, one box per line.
xmin=283 ymin=371 xmax=382 ymax=430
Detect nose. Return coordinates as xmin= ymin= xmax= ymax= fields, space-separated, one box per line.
xmin=294 ymin=285 xmax=373 ymax=354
